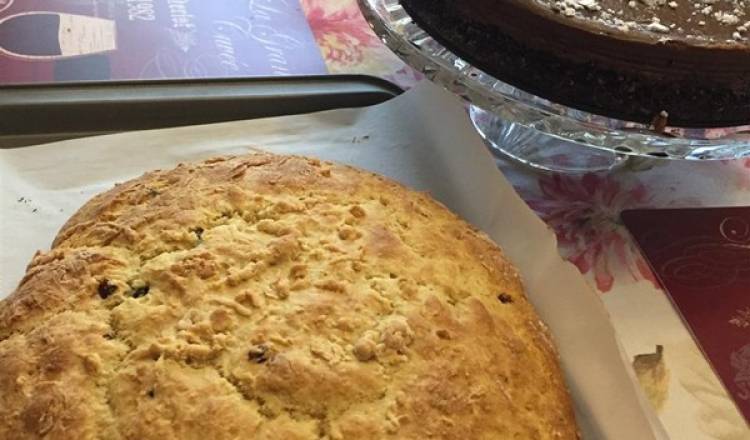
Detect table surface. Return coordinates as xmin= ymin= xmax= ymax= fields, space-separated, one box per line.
xmin=0 ymin=0 xmax=746 ymax=437
xmin=299 ymin=0 xmax=750 ymax=438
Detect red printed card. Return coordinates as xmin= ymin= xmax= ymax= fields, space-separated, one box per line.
xmin=622 ymin=208 xmax=750 ymax=425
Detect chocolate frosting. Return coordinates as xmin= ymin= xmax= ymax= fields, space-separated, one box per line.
xmin=462 ymin=0 xmax=750 ymax=81
xmin=401 ymin=0 xmax=750 ymax=126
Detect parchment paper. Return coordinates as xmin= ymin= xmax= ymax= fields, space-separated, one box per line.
xmin=0 ymin=81 xmax=669 ymax=440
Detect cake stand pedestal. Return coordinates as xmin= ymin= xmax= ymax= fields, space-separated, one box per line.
xmin=469 ymin=106 xmax=627 ymax=173
xmin=358 ymin=0 xmax=750 ymax=174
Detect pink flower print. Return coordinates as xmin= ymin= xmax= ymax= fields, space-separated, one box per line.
xmin=302 ymin=0 xmax=381 ymax=66
xmin=384 ymin=65 xmax=424 ymax=90
xmin=524 ymin=174 xmax=658 ymax=292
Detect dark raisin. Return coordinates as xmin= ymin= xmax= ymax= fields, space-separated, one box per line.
xmin=497 ymin=293 xmax=514 ymax=304
xmin=131 ymin=285 xmax=150 ymax=298
xmin=97 ymin=279 xmax=117 ymax=299
xmin=192 ymin=227 xmax=205 ymax=242
xmin=248 ymin=345 xmax=269 ymax=364
xmin=147 ymin=388 xmax=156 ymax=398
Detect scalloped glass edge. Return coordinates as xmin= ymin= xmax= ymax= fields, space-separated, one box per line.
xmin=358 ymin=0 xmax=750 ymax=160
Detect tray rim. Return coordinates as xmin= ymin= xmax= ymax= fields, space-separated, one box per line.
xmin=0 ymin=74 xmax=404 ymax=148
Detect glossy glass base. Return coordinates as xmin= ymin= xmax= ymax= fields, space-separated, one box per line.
xmin=470 ymin=106 xmax=627 ymax=173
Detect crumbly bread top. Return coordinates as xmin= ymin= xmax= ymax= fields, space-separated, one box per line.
xmin=0 ymin=154 xmax=578 ymax=440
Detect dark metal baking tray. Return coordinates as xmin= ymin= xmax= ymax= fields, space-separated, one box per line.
xmin=0 ymin=75 xmax=402 ymax=148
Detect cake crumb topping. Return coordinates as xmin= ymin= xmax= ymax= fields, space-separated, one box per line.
xmin=542 ymin=0 xmax=749 ymax=43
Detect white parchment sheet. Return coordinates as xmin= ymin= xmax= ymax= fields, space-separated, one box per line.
xmin=0 ymin=81 xmax=668 ymax=440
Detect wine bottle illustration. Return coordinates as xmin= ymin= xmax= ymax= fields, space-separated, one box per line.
xmin=0 ymin=11 xmax=116 ymax=60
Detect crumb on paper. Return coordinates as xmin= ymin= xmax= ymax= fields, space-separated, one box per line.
xmin=352 ymin=135 xmax=372 ymax=144
xmin=633 ymin=345 xmax=670 ymax=412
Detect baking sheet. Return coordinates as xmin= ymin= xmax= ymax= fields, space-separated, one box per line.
xmin=0 ymin=75 xmax=402 ymax=148
xmin=0 ymin=81 xmax=667 ymax=440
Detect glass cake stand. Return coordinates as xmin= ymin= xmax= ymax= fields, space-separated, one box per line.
xmin=358 ymin=0 xmax=750 ymax=173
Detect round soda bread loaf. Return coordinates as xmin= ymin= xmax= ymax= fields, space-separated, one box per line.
xmin=0 ymin=154 xmax=578 ymax=439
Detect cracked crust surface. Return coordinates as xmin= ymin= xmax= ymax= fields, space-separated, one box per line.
xmin=0 ymin=154 xmax=579 ymax=439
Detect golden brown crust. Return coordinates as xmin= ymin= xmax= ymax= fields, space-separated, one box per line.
xmin=0 ymin=154 xmax=579 ymax=439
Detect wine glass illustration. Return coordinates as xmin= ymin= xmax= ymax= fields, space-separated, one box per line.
xmin=0 ymin=11 xmax=116 ymax=60
xmin=0 ymin=0 xmax=14 ymax=14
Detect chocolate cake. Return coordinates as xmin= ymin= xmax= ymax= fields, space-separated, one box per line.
xmin=400 ymin=0 xmax=750 ymax=127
